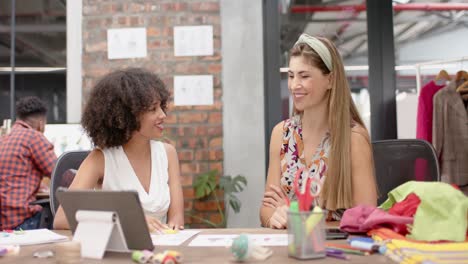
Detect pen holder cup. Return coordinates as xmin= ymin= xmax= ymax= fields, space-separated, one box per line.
xmin=287 ymin=210 xmax=326 ymax=259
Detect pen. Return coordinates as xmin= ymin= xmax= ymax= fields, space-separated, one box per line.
xmin=326 ymin=248 xmax=344 ymax=254
xmin=326 ymin=252 xmax=350 ymax=260
xmin=326 ymin=246 xmax=370 ymax=256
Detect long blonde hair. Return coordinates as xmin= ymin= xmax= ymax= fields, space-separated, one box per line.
xmin=290 ymin=37 xmax=366 ymax=210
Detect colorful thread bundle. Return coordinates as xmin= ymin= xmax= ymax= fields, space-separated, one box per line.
xmin=132 ymin=250 xmax=182 ymax=264
xmin=0 ymin=245 xmax=20 ymax=257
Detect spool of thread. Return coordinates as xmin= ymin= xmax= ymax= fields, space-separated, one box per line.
xmin=231 ymin=234 xmax=249 ymax=261
xmin=348 ymin=237 xmax=374 ymax=244
xmin=55 ymin=241 xmax=81 ymax=264
xmin=132 ymin=250 xmax=153 ymax=263
xmin=0 ymin=245 xmax=20 ymax=256
xmin=350 ymin=240 xmax=382 ymax=252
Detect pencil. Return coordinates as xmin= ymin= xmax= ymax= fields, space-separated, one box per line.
xmin=326 ymin=247 xmax=370 ymax=256
xmin=326 ymin=242 xmax=373 ymax=253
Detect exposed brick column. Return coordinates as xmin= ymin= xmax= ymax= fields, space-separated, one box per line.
xmin=82 ymin=0 xmax=223 ymax=227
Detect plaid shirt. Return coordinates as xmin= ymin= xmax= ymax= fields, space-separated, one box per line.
xmin=0 ymin=121 xmax=57 ymax=229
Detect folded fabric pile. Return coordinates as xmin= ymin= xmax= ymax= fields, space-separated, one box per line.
xmin=341 ymin=181 xmax=468 ymax=242
xmin=340 ymin=181 xmax=468 ymax=263
xmin=380 ymin=181 xmax=468 ymax=242
xmin=384 ymin=239 xmax=468 ymax=264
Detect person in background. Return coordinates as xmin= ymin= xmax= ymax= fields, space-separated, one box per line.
xmin=259 ymin=34 xmax=378 ymax=229
xmin=53 ymin=68 xmax=184 ymax=232
xmin=0 ymin=96 xmax=57 ymax=230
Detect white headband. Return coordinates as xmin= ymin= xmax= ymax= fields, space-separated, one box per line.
xmin=294 ymin=34 xmax=333 ymax=71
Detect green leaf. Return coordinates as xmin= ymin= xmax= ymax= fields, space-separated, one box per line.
xmin=195 ymin=187 xmax=206 ymax=199
xmin=219 ymin=175 xmax=232 ymax=193
xmin=228 ymin=194 xmax=241 ymax=213
xmin=231 ymin=175 xmax=247 ymax=193
xmin=193 ymin=170 xmax=218 ymax=199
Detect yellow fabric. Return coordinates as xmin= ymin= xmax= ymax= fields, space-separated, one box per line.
xmin=383 ymin=239 xmax=468 ymax=264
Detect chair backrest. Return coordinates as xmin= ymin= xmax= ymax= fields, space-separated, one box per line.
xmin=372 ymin=139 xmax=440 ymax=205
xmin=50 ymin=150 xmax=90 ymax=216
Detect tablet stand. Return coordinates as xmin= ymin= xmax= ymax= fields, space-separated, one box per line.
xmin=73 ymin=210 xmax=128 ymax=259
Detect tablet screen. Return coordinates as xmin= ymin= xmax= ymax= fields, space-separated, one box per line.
xmin=57 ymin=189 xmax=154 ymax=250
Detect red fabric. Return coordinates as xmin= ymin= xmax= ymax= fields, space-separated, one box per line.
xmin=340 ymin=205 xmax=413 ymax=235
xmin=388 ymin=193 xmax=421 ymax=218
xmin=0 ymin=121 xmax=57 ymax=229
xmin=416 ymin=80 xmax=445 ymax=143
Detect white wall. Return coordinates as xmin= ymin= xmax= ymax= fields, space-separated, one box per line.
xmin=396 ymin=92 xmax=418 ymax=139
xmin=221 ymin=0 xmax=266 ymax=227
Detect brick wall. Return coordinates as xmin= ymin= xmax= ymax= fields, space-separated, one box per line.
xmin=82 ymin=0 xmax=223 ymax=227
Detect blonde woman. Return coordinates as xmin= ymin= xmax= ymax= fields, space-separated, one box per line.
xmin=260 ymin=34 xmax=377 ymax=229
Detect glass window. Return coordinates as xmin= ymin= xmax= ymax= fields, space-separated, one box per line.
xmin=279 ymin=1 xmax=370 ymax=133
xmin=393 ymin=3 xmax=468 ymax=139
xmin=0 ymin=0 xmax=66 ymax=123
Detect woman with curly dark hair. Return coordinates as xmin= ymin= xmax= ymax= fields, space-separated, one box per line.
xmin=54 ymin=68 xmax=184 ymax=232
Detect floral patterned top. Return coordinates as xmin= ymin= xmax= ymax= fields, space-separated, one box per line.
xmin=280 ymin=115 xmax=345 ymax=220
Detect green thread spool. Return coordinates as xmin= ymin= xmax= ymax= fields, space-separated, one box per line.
xmin=231 ymin=234 xmax=249 ymax=261
xmin=132 ymin=251 xmax=145 ymax=263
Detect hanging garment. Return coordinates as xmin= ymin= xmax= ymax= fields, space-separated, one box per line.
xmin=432 ymin=81 xmax=468 ymax=187
xmin=416 ymin=80 xmax=445 ymax=143
xmin=380 ymin=181 xmax=468 ymax=242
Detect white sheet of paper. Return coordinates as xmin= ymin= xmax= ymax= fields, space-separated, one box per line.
xmin=174 ymin=25 xmax=213 ymax=56
xmin=188 ymin=234 xmax=287 ymax=247
xmin=107 ymin=27 xmax=147 ymax=59
xmin=174 ymin=75 xmax=213 ymax=106
xmin=0 ymin=229 xmax=68 ymax=246
xmin=151 ymin=230 xmax=201 ymax=246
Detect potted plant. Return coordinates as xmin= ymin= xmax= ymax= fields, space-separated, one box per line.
xmin=189 ymin=170 xmax=247 ymax=228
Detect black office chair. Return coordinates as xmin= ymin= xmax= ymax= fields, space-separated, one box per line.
xmin=372 ymin=139 xmax=440 ymax=205
xmin=50 ymin=150 xmax=90 ymax=216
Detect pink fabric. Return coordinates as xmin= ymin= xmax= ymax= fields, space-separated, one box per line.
xmin=340 ymin=205 xmax=413 ymax=235
xmin=416 ymin=80 xmax=445 ymax=143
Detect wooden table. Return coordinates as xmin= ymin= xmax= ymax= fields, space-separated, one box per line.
xmin=4 ymin=228 xmax=392 ymax=264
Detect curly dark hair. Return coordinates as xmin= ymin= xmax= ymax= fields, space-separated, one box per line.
xmin=81 ymin=68 xmax=169 ymax=149
xmin=16 ymin=96 xmax=48 ymax=120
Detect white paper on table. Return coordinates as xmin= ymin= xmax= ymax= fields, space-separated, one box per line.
xmin=151 ymin=230 xmax=201 ymax=246
xmin=188 ymin=234 xmax=287 ymax=247
xmin=174 ymin=75 xmax=213 ymax=106
xmin=107 ymin=27 xmax=147 ymax=59
xmin=174 ymin=25 xmax=213 ymax=56
xmin=0 ymin=229 xmax=68 ymax=246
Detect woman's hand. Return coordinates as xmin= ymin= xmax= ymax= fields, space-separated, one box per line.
xmin=145 ymin=215 xmax=169 ymax=233
xmin=263 ymin=184 xmax=287 ymax=208
xmin=167 ymin=222 xmax=184 ymax=230
xmin=268 ymin=205 xmax=288 ymax=229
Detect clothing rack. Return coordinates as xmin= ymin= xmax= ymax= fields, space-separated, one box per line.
xmin=414 ymin=56 xmax=468 ymax=96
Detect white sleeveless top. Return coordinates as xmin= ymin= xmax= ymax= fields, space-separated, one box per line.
xmin=101 ymin=141 xmax=170 ymax=223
